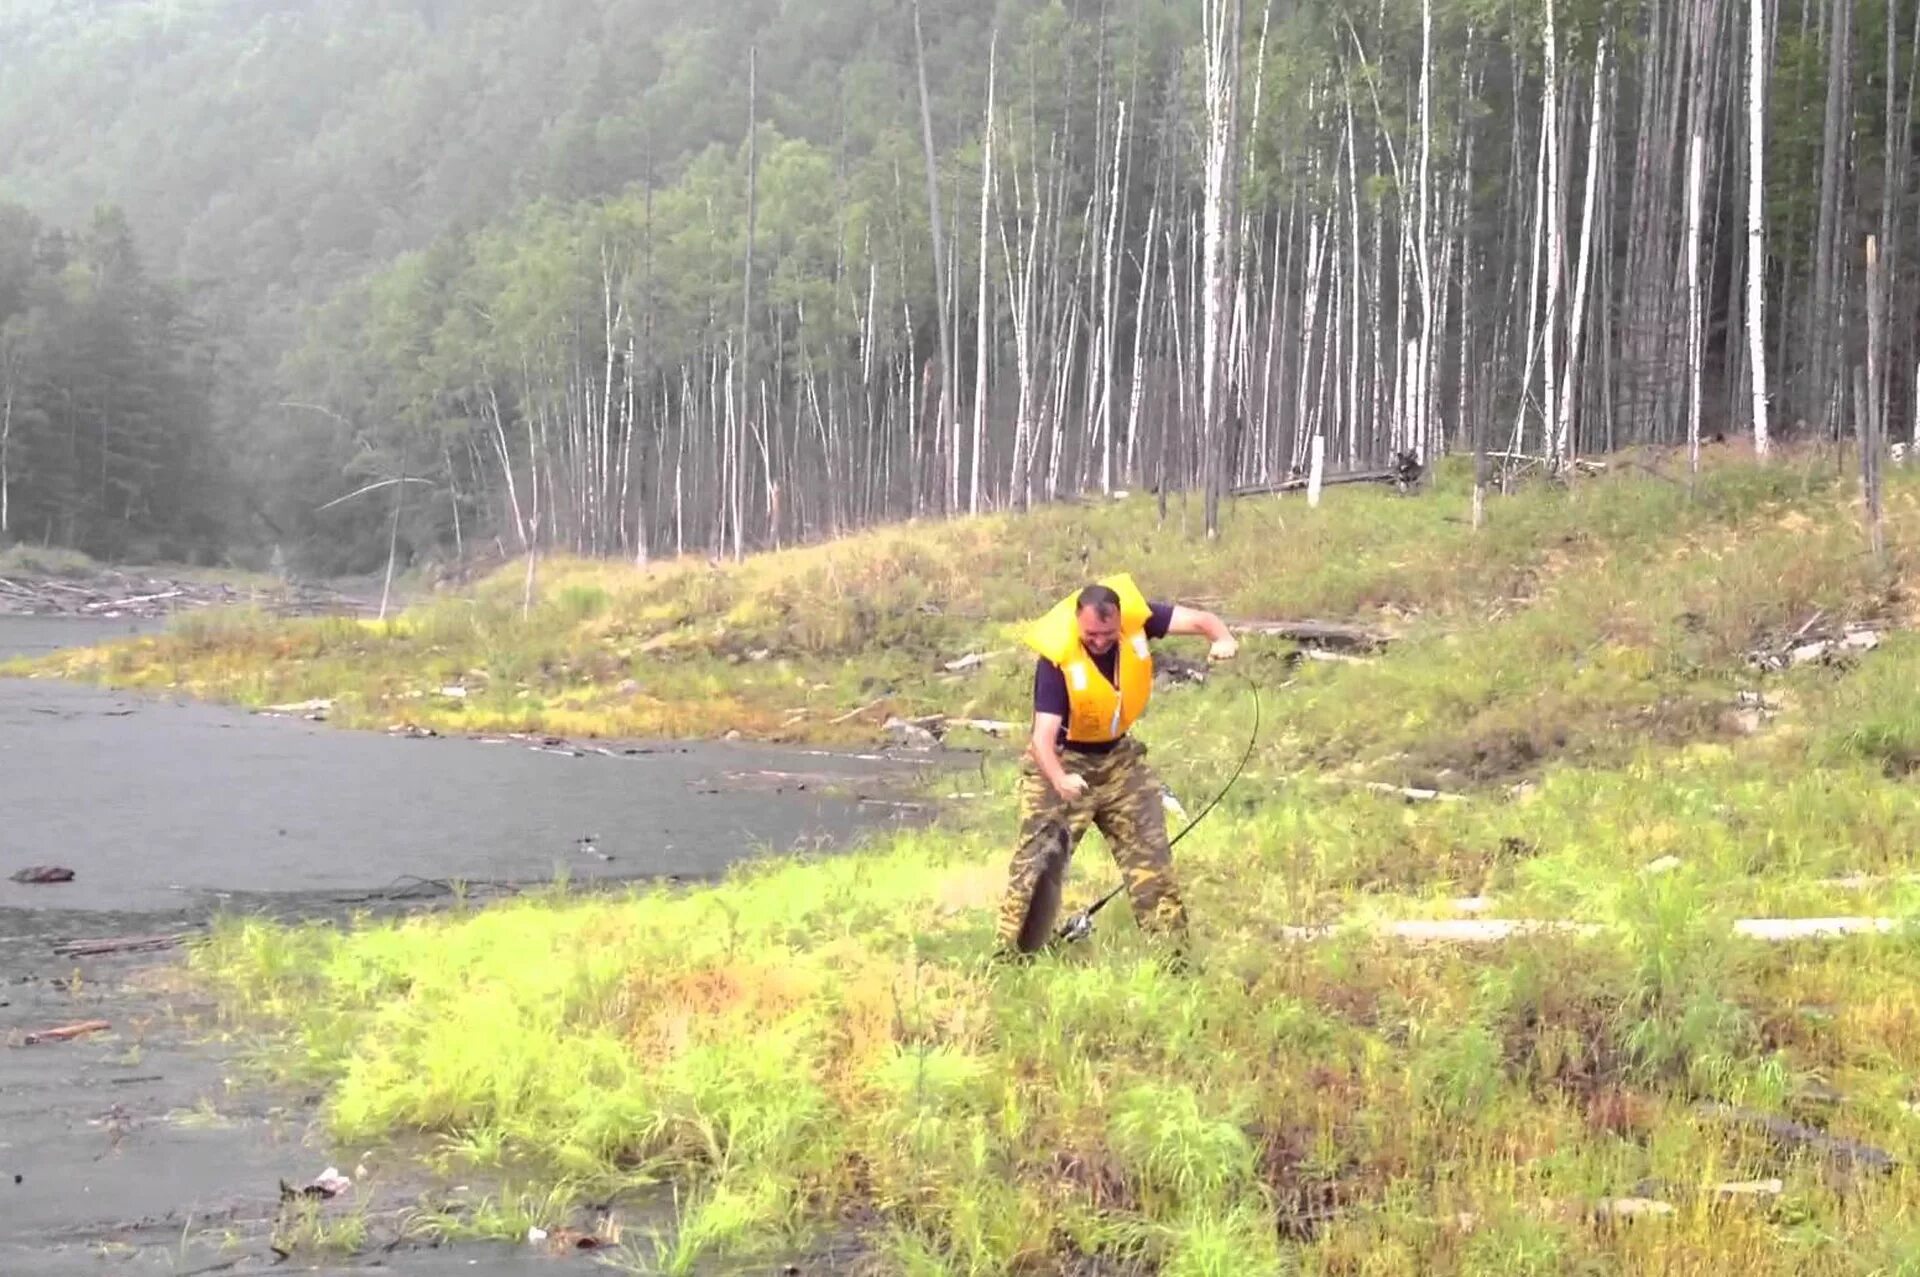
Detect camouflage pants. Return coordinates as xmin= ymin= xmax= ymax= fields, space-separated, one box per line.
xmin=995 ymin=735 xmax=1190 ymax=953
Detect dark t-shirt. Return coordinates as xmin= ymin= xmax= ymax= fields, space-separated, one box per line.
xmin=1034 ymin=601 xmax=1174 ymax=753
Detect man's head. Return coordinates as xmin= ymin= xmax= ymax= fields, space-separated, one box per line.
xmin=1075 ymin=584 xmax=1122 ymax=654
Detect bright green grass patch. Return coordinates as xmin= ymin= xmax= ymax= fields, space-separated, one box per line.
xmin=194 ymin=732 xmax=1920 ymax=1272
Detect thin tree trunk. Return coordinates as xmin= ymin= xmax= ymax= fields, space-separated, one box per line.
xmin=1747 ymin=0 xmax=1772 ymax=456
xmin=911 ymin=0 xmax=957 ymax=516
xmin=1542 ymin=0 xmax=1564 ymax=465
xmin=1558 ymin=36 xmax=1608 ymax=461
xmin=1809 ymin=0 xmax=1851 ymax=433
xmin=737 ymin=44 xmax=758 ymax=562
xmin=1687 ymin=131 xmax=1706 ymax=481
xmin=1200 ymin=0 xmax=1244 ymax=536
xmin=971 ymin=32 xmax=997 ymax=516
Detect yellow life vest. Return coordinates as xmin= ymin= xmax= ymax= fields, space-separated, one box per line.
xmin=1022 ymin=573 xmax=1155 ymax=745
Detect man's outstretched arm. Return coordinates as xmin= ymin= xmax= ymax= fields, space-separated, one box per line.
xmin=1028 ymin=712 xmax=1086 ymax=799
xmin=1165 ymin=604 xmax=1238 ymax=661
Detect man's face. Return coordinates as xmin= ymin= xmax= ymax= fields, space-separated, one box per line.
xmin=1076 ymin=604 xmax=1121 ymax=655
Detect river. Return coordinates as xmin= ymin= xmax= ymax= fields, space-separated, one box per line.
xmin=0 ymin=615 xmax=929 ymax=1274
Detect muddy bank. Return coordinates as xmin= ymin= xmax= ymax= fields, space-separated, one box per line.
xmin=1 ymin=617 xmax=947 ymax=1274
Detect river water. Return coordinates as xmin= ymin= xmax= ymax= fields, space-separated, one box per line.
xmin=0 ymin=615 xmax=928 ymax=1274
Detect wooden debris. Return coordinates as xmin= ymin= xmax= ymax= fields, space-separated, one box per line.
xmin=262 ymin=698 xmax=333 ymax=716
xmin=1302 ymin=648 xmax=1375 ymax=666
xmin=830 ymin=697 xmax=888 ymax=725
xmin=9 ymin=865 xmax=75 ymax=884
xmin=52 ymin=933 xmax=195 ymax=957
xmin=0 ymin=569 xmax=365 ymax=619
xmin=1321 ymin=779 xmax=1466 ymax=804
xmin=1232 ymin=452 xmax=1424 ymax=498
xmin=948 ymin=717 xmax=1016 ymax=737
xmin=82 ymin=589 xmax=183 ymax=611
xmin=20 ymin=1020 xmax=112 ymax=1045
xmin=943 ymin=649 xmax=1009 ymax=673
xmin=1746 ymin=621 xmax=1885 ymax=671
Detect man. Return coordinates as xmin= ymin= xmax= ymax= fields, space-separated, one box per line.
xmin=995 ymin=572 xmax=1237 ymax=960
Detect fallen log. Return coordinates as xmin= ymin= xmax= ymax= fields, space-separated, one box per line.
xmin=53 ymin=933 xmax=196 ymax=958
xmin=20 ymin=1020 xmax=112 ymax=1045
xmin=1348 ymin=780 xmax=1466 ymax=803
xmin=1231 ymin=469 xmax=1404 ymax=498
xmin=83 ymin=589 xmax=183 ymax=611
xmin=1302 ymin=648 xmax=1375 ymax=666
xmin=942 ymin=649 xmax=1010 ymax=673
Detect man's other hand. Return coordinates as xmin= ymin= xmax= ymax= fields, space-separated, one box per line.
xmin=1208 ymin=635 xmax=1239 ymax=662
xmin=1054 ymin=773 xmax=1089 ymax=801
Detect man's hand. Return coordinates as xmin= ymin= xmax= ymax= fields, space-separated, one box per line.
xmin=1169 ymin=604 xmax=1238 ymax=661
xmin=1031 ymin=712 xmax=1085 ymax=804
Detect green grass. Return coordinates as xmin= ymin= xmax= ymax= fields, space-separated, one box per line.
xmin=88 ymin=449 xmax=1920 ymax=1268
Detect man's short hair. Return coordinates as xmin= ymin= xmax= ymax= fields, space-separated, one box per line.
xmin=1076 ymin=584 xmax=1121 ymax=618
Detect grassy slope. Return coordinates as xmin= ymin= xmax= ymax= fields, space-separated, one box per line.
xmin=53 ymin=451 xmax=1920 ymax=1273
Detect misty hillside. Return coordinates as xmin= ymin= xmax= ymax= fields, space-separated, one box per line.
xmin=0 ymin=0 xmax=981 ymax=311
xmin=0 ymin=0 xmax=1911 ymax=576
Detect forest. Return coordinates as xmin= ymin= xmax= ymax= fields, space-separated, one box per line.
xmin=0 ymin=0 xmax=1913 ymax=572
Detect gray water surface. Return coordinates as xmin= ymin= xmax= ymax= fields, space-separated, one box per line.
xmin=0 ymin=615 xmax=928 ymax=1274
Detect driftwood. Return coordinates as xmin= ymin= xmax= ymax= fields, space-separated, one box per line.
xmin=1302 ymin=648 xmax=1375 ymax=666
xmin=831 ymin=697 xmax=888 ymax=725
xmin=1341 ymin=780 xmax=1467 ymax=803
xmin=52 ymin=932 xmax=196 ymax=958
xmin=942 ymin=649 xmax=1010 ymax=673
xmin=20 ymin=1020 xmax=112 ymax=1045
xmin=880 ymin=713 xmax=1019 ymax=749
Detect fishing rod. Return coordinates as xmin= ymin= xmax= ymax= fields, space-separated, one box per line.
xmin=1055 ymin=665 xmax=1262 ymax=946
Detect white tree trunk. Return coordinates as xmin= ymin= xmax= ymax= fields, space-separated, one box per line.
xmin=910 ymin=0 xmax=956 ymax=516
xmin=1557 ymin=35 xmax=1608 ymax=459
xmin=1747 ymin=0 xmax=1771 ymax=457
xmin=1098 ymin=99 xmax=1126 ymax=495
xmin=1201 ymin=0 xmax=1244 ymax=535
xmin=971 ymin=33 xmax=997 ymax=516
xmin=1687 ymin=131 xmax=1706 ymax=478
xmin=1414 ymin=0 xmax=1435 ymax=462
xmin=1542 ymin=0 xmax=1564 ymax=464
